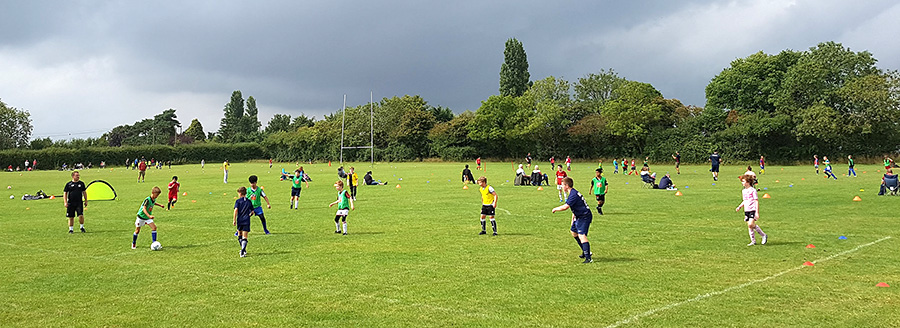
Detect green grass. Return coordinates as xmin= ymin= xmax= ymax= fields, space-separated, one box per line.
xmin=1 ymin=161 xmax=898 ymax=327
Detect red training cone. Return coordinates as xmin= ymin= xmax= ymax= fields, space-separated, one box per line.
xmin=806 ymin=244 xmax=816 ymax=248
xmin=876 ymin=282 xmax=890 ymax=287
xmin=802 ymin=261 xmax=815 ymax=266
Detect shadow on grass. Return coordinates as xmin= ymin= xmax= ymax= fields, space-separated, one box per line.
xmin=253 ymin=250 xmax=294 ymax=256
xmin=165 ymin=244 xmax=209 ymax=250
xmin=349 ymin=231 xmax=385 ymax=235
xmin=594 ymin=257 xmax=639 ymax=263
xmin=761 ymin=241 xmax=804 ymax=246
xmin=499 ymin=232 xmax=533 ymax=236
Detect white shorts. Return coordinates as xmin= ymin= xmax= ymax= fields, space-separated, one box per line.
xmin=336 ymin=209 xmax=349 ymax=216
xmin=135 ymin=217 xmax=154 ymax=227
xmin=557 ymin=184 xmax=564 ymax=190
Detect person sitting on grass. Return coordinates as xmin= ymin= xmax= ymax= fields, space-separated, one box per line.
xmin=658 ymin=174 xmax=676 ymax=190
xmin=531 ymin=165 xmax=543 ymax=186
xmin=363 ymin=171 xmax=385 ymax=185
xmin=462 ymin=165 xmax=475 ymax=184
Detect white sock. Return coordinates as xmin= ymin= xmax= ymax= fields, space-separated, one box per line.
xmin=342 ymin=222 xmax=347 ymax=233
xmin=69 ymin=226 xmax=73 ymax=231
xmin=335 ymin=222 xmax=340 ymax=231
xmin=80 ymin=224 xmax=84 ymax=229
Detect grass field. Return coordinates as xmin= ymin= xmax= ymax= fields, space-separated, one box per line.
xmin=1 ymin=160 xmax=898 ymax=327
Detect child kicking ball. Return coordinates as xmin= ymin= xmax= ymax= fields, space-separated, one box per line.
xmin=133 ymin=187 xmax=164 ymax=249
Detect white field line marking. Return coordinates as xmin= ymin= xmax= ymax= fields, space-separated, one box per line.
xmin=604 ymin=236 xmax=892 ymax=328
xmin=497 ymin=207 xmax=512 ymax=215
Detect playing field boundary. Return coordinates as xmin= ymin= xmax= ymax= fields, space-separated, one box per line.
xmin=604 ymin=236 xmax=893 ymax=328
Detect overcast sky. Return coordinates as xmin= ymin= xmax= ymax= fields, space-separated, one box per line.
xmin=2 ymin=0 xmax=899 ymax=140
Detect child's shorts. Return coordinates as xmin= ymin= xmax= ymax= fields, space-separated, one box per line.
xmin=336 ymin=209 xmax=349 ymax=216
xmin=744 ymin=211 xmax=757 ymax=222
xmin=557 ymin=184 xmax=564 ymax=190
xmin=135 ymin=217 xmax=154 ymax=227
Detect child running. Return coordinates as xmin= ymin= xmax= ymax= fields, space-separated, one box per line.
xmin=476 ymin=176 xmax=498 ymax=235
xmin=823 ymin=156 xmax=837 ymax=180
xmin=233 ymin=186 xmax=254 ymax=257
xmin=848 ymin=155 xmax=857 ymax=177
xmin=590 ymin=168 xmax=608 ymax=215
xmin=166 ymin=176 xmax=180 ymax=210
xmin=613 ymin=158 xmax=619 ymax=174
xmin=289 ymin=168 xmax=309 ymax=209
xmin=629 ymin=158 xmax=637 ymax=175
xmin=565 ymin=156 xmax=572 ymax=171
xmin=759 ymin=156 xmax=765 ymax=174
xmin=132 ymin=187 xmax=164 ymax=249
xmin=813 ymin=155 xmax=819 ymax=175
xmin=672 ymin=152 xmax=681 ymax=174
xmin=735 ymin=174 xmax=767 ymax=246
xmin=552 ymin=177 xmax=594 ymax=263
xmin=555 ymin=165 xmax=568 ymax=202
xmin=329 ymin=180 xmax=354 ymax=235
xmin=246 ymin=175 xmax=271 ymax=234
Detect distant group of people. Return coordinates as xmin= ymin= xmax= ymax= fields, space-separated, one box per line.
xmin=6 ymin=159 xmax=38 ymax=172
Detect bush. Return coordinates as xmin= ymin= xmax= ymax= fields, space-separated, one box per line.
xmin=0 ymin=143 xmax=264 ymax=170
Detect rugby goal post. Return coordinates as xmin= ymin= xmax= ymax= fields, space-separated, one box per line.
xmin=339 ymin=93 xmax=375 ymax=167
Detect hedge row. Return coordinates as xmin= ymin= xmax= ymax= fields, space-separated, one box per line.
xmin=0 ymin=143 xmax=264 ymax=170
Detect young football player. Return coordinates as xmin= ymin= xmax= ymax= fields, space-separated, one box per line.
xmin=288 ymin=168 xmax=309 ymax=209
xmin=552 ymin=177 xmax=594 ymax=263
xmin=233 ymin=186 xmax=254 ymax=257
xmin=555 ymin=165 xmax=568 ymax=202
xmin=736 ymin=174 xmax=767 ymax=246
xmin=246 ymin=175 xmax=271 ymax=234
xmin=329 ymin=180 xmax=355 ymax=235
xmin=133 ymin=187 xmax=164 ymax=249
xmin=590 ymin=168 xmax=608 ymax=215
xmin=477 ymin=176 xmax=498 ymax=235
xmin=166 ymin=176 xmax=180 ymax=210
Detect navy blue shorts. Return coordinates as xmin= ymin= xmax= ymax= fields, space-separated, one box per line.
xmin=253 ymin=206 xmax=264 ymax=216
xmin=237 ymin=224 xmax=250 ymax=232
xmin=291 ymin=187 xmax=301 ymax=197
xmin=570 ymin=218 xmax=592 ymax=235
xmin=710 ymin=165 xmax=720 ymax=173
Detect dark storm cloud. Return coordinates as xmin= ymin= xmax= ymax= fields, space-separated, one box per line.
xmin=2 ymin=0 xmax=899 ymax=138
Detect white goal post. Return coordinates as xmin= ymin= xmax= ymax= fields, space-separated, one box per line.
xmin=339 ymin=92 xmax=375 ymax=167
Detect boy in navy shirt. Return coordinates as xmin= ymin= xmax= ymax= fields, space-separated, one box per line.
xmin=233 ymin=187 xmax=255 ymax=258
xmin=552 ymin=177 xmax=594 ymax=263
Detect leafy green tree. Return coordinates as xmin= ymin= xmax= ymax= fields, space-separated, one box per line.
xmin=394 ymin=108 xmax=437 ymax=160
xmin=244 ymin=96 xmax=261 ymax=134
xmin=290 ymin=114 xmax=316 ymax=130
xmin=776 ymin=42 xmax=880 ymax=112
xmin=574 ymin=69 xmax=626 ymax=109
xmin=427 ymin=105 xmax=454 ymax=123
xmin=517 ymin=76 xmax=575 ymax=154
xmin=218 ymin=90 xmax=245 ymax=142
xmin=184 ymin=118 xmax=206 ymax=142
xmin=468 ymin=95 xmax=527 ymax=156
xmin=429 ymin=111 xmax=476 ymax=160
xmin=0 ymin=99 xmax=33 ymax=149
xmin=500 ymin=38 xmax=530 ymax=97
xmin=705 ymin=50 xmax=800 ymax=113
xmin=29 ymin=137 xmax=53 ymax=150
xmin=600 ymin=81 xmax=669 ymax=153
xmin=265 ymin=114 xmax=293 ymax=134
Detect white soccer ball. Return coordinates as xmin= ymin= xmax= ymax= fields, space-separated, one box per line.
xmin=150 ymin=241 xmax=162 ymax=251
xmin=9 ymin=195 xmax=14 ymax=199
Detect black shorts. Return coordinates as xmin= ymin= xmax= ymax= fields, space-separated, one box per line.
xmin=711 ymin=165 xmax=720 ymax=173
xmin=675 ymin=162 xmax=680 ymax=168
xmin=66 ymin=204 xmax=83 ymax=217
xmin=744 ymin=211 xmax=756 ymax=222
xmin=481 ymin=205 xmax=495 ymax=216
xmin=595 ymin=194 xmax=605 ymax=202
xmin=237 ymin=224 xmax=251 ymax=232
xmin=291 ymin=187 xmax=302 ymax=197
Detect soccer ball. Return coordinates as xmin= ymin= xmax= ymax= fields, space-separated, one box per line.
xmin=150 ymin=241 xmax=162 ymax=251
xmin=9 ymin=195 xmax=14 ymax=199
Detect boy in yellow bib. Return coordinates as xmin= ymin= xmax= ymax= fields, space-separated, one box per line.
xmin=477 ymin=176 xmax=498 ymax=236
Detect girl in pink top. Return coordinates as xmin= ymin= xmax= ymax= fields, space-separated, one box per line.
xmin=735 ymin=174 xmax=767 ymax=246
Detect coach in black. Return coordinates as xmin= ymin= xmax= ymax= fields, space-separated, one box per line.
xmin=64 ymin=171 xmax=88 ymax=233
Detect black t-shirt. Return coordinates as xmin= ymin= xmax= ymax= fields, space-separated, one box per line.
xmin=64 ymin=180 xmax=86 ymax=205
xmin=364 ymin=173 xmax=373 ymax=184
xmin=674 ymin=154 xmax=681 ymax=163
xmin=710 ymin=154 xmax=721 ymax=166
xmin=462 ymin=168 xmax=471 ymax=176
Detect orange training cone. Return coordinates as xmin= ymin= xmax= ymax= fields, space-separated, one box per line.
xmin=191 ymin=200 xmax=197 ymax=203
xmin=802 ymin=261 xmax=814 ymax=266
xmin=762 ymin=193 xmax=771 ymax=198
xmin=396 ymin=184 xmax=401 ymax=188
xmin=806 ymin=244 xmax=816 ymax=248
xmin=328 ymin=161 xmax=332 ymax=167
xmin=853 ymin=196 xmax=862 ymax=201
xmin=463 ymin=185 xmax=469 ymax=190
xmin=537 ymin=186 xmax=544 ymax=191
xmin=182 ymin=192 xmax=187 ymax=196
xmin=675 ymin=191 xmax=683 ymax=196
xmin=876 ymin=282 xmax=890 ymax=287
xmin=775 ymin=180 xmax=780 ymax=183
xmin=49 ymin=195 xmax=55 ymax=200
xmin=801 ymin=178 xmax=805 ymax=180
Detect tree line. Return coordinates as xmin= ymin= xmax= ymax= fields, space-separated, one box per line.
xmin=2 ymin=40 xmax=898 ymax=165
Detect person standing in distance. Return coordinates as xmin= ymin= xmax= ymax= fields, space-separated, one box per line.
xmin=672 ymin=152 xmax=681 ymax=175
xmin=223 ymin=160 xmax=230 ymax=183
xmin=64 ymin=171 xmax=88 ymax=233
xmin=709 ymin=151 xmax=722 ymax=181
xmin=477 ymin=176 xmax=498 ymax=236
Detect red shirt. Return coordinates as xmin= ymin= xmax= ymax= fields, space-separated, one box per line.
xmin=476 ymin=158 xmax=481 ymax=164
xmin=556 ymin=170 xmax=567 ymax=184
xmin=138 ymin=162 xmax=147 ymax=171
xmin=566 ymin=157 xmax=571 ymax=164
xmin=168 ymin=181 xmax=180 ymax=196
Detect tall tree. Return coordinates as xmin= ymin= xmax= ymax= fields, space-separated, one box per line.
xmin=290 ymin=114 xmax=316 ymax=129
xmin=0 ymin=99 xmax=32 ymax=149
xmin=244 ymin=96 xmax=261 ymax=134
xmin=218 ymin=90 xmax=245 ymax=142
xmin=184 ymin=118 xmax=206 ymax=141
xmin=500 ymin=38 xmax=530 ymax=97
xmin=575 ymin=69 xmax=626 ymax=109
